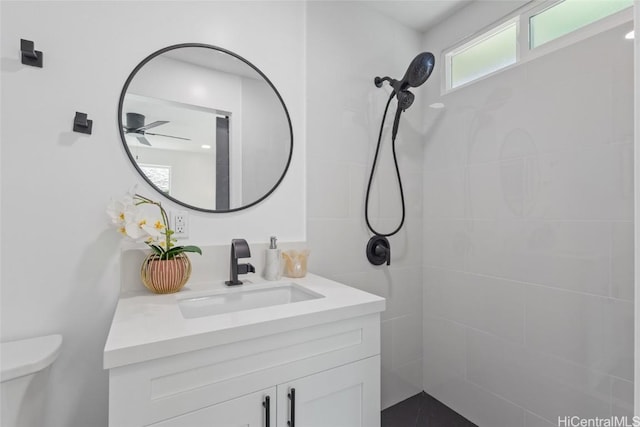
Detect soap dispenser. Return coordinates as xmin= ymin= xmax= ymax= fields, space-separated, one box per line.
xmin=264 ymin=236 xmax=282 ymax=281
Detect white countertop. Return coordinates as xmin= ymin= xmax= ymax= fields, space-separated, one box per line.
xmin=104 ymin=273 xmax=385 ymax=369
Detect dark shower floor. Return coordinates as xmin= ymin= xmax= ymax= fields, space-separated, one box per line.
xmin=381 ymin=392 xmax=477 ymax=427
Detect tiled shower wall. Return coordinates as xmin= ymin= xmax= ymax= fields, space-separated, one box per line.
xmin=421 ymin=17 xmax=634 ymax=427
xmin=306 ymin=1 xmax=425 ymax=409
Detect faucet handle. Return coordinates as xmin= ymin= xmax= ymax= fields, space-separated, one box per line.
xmin=366 ymin=235 xmax=391 ymax=266
xmin=237 ymin=263 xmax=255 ymax=275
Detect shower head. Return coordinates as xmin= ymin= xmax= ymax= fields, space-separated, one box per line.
xmin=402 ymin=52 xmax=435 ymax=88
xmin=374 ymin=52 xmax=435 ymax=94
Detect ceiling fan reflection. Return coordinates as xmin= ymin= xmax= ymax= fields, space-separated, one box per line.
xmin=124 ymin=112 xmax=191 ymax=146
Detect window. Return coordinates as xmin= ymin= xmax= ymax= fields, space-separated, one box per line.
xmin=447 ymin=19 xmax=518 ymax=90
xmin=443 ymin=0 xmax=632 ymax=91
xmin=140 ymin=164 xmax=171 ymax=194
xmin=529 ymin=0 xmax=633 ymax=48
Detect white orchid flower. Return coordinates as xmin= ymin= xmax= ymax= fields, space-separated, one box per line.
xmin=141 ymin=218 xmax=164 ymax=240
xmin=116 ymin=225 xmax=127 ymax=236
xmin=106 ymin=198 xmax=126 ymax=225
xmin=107 ymin=195 xmax=136 ymax=225
xmin=124 ymin=210 xmax=154 ymax=241
xmin=108 ymin=188 xmax=201 ymax=261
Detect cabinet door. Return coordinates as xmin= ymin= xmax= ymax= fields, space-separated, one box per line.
xmin=276 ymin=356 xmax=380 ymax=427
xmin=150 ymin=387 xmax=276 ymax=427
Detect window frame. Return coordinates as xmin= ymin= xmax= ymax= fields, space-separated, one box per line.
xmin=522 ymin=0 xmax=633 ymax=56
xmin=442 ymin=0 xmax=633 ymax=94
xmin=444 ymin=16 xmax=521 ymax=91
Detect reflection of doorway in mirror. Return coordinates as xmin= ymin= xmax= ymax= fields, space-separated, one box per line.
xmin=123 ymin=94 xmax=225 ymax=210
xmin=216 ymin=116 xmax=230 ymax=210
xmin=140 ymin=164 xmax=172 ymax=194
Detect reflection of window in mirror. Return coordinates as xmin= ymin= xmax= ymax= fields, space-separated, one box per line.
xmin=140 ymin=164 xmax=171 ymax=194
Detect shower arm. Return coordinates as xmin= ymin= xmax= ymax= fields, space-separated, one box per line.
xmin=374 ymin=76 xmax=396 ymax=89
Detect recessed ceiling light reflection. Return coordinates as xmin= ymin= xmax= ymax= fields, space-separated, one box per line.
xmin=201 ymin=144 xmax=211 ymax=149
xmin=625 ymin=30 xmax=634 ymax=40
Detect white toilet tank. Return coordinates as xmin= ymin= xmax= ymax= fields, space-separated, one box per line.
xmin=1 ymin=334 xmax=63 ymax=427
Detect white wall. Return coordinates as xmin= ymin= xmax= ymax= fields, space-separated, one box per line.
xmin=422 ymin=3 xmax=634 ymax=426
xmin=306 ymin=1 xmax=425 ymax=409
xmin=0 ymin=2 xmax=305 ymax=426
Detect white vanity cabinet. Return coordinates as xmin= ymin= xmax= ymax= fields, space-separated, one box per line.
xmin=148 ymin=356 xmax=379 ymax=427
xmin=107 ymin=313 xmax=381 ymax=427
xmin=275 ymin=356 xmax=380 ymax=427
xmin=149 ymin=387 xmax=276 ymax=427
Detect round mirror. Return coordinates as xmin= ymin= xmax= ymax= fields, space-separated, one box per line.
xmin=118 ymin=44 xmax=293 ymax=212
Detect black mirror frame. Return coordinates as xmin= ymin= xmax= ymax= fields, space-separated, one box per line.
xmin=118 ymin=43 xmax=294 ymax=213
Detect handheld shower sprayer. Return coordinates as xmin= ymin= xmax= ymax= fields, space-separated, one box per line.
xmin=365 ymin=52 xmax=435 ymax=266
xmin=392 ymin=90 xmax=415 ymax=140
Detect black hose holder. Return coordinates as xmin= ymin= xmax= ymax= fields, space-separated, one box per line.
xmin=367 ymin=235 xmax=391 ymax=266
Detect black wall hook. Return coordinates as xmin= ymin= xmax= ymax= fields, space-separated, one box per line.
xmin=73 ymin=112 xmax=92 ymax=134
xmin=20 ymin=39 xmax=43 ymax=68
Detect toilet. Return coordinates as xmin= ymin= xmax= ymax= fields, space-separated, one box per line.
xmin=1 ymin=334 xmax=63 ymax=427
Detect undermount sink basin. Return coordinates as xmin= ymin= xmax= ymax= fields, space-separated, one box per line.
xmin=178 ymin=282 xmax=324 ymax=319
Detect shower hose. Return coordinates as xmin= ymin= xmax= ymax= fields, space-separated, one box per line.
xmin=365 ymin=92 xmax=406 ymax=238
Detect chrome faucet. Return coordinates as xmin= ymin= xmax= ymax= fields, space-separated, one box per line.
xmin=225 ymin=239 xmax=255 ymax=286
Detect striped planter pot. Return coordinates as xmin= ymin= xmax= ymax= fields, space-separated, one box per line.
xmin=140 ymin=253 xmax=192 ymax=294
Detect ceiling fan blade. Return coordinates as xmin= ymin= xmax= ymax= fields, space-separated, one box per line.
xmin=137 ymin=136 xmax=152 ymax=146
xmin=137 ymin=120 xmax=169 ymax=131
xmin=145 ymin=131 xmax=191 ymax=141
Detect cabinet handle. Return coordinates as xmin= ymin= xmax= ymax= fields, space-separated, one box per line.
xmin=287 ymin=388 xmax=296 ymax=427
xmin=263 ymin=395 xmax=270 ymax=427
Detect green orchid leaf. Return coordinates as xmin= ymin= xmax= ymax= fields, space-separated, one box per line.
xmin=162 ymin=247 xmax=182 ymax=258
xmin=149 ymin=245 xmax=163 ymax=255
xmin=181 ymin=245 xmax=202 ymax=255
xmin=163 ymin=245 xmax=202 ymax=258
